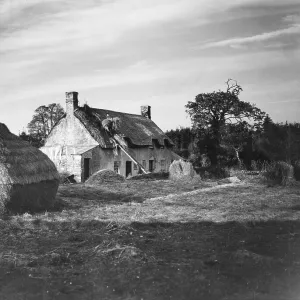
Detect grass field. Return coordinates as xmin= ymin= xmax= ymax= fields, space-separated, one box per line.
xmin=1 ymin=177 xmax=300 ymax=300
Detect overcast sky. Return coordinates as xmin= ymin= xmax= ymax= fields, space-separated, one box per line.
xmin=0 ymin=0 xmax=299 ymax=134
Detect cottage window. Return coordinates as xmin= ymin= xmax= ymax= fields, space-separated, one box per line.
xmin=134 ymin=163 xmax=138 ymax=170
xmin=160 ymin=159 xmax=166 ymax=171
xmin=142 ymin=160 xmax=146 ymax=169
xmin=61 ymin=146 xmax=66 ymax=155
xmin=114 ymin=161 xmax=120 ymax=174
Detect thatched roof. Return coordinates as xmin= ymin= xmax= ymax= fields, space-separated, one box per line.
xmin=73 ymin=106 xmax=174 ymax=148
xmin=0 ymin=123 xmax=59 ymax=185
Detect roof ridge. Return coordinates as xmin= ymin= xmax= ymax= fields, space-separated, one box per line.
xmin=87 ymin=106 xmax=145 ymax=118
xmin=75 ymin=105 xmax=174 ymax=147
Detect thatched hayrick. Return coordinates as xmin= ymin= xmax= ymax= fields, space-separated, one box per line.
xmin=85 ymin=169 xmax=125 ymax=185
xmin=0 ymin=123 xmax=59 ymax=215
xmin=262 ymin=161 xmax=295 ymax=186
xmin=169 ymin=159 xmax=196 ymax=181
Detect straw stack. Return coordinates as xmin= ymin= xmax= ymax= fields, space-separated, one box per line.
xmin=85 ymin=169 xmax=125 ymax=185
xmin=0 ymin=123 xmax=59 ymax=214
xmin=169 ymin=159 xmax=195 ymax=181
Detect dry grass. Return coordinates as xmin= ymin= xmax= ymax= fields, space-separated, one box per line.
xmin=1 ymin=177 xmax=300 ymax=299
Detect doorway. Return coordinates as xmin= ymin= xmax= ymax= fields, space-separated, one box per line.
xmin=126 ymin=161 xmax=132 ymax=177
xmin=83 ymin=158 xmax=90 ymax=181
xmin=149 ymin=160 xmax=154 ymax=172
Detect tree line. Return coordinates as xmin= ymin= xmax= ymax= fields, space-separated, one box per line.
xmin=166 ymin=120 xmax=300 ymax=168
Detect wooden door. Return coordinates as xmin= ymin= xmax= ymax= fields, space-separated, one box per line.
xmin=149 ymin=160 xmax=154 ymax=172
xmin=126 ymin=161 xmax=132 ymax=177
xmin=83 ymin=158 xmax=90 ymax=181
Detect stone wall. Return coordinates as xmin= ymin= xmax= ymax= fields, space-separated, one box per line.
xmin=101 ymin=145 xmax=174 ymax=177
xmin=45 ymin=113 xmax=98 ymax=147
xmin=80 ymin=146 xmax=101 ymax=182
xmin=40 ymin=112 xmax=99 ymax=181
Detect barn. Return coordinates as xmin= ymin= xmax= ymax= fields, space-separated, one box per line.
xmin=41 ymin=92 xmax=179 ymax=182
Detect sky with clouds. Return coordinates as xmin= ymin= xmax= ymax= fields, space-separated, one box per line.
xmin=0 ymin=0 xmax=299 ymax=134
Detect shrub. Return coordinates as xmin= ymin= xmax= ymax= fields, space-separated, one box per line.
xmin=198 ymin=165 xmax=230 ymax=179
xmin=129 ymin=172 xmax=169 ymax=181
xmin=251 ymin=160 xmax=259 ymax=171
xmin=59 ymin=172 xmax=76 ymax=184
xmin=210 ymin=165 xmax=230 ymax=179
xmin=294 ymin=160 xmax=300 ymax=181
xmin=200 ymin=154 xmax=211 ymax=167
xmin=261 ymin=161 xmax=294 ymax=186
xmin=228 ymin=168 xmax=247 ymax=181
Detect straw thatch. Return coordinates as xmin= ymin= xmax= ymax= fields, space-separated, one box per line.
xmin=74 ymin=106 xmax=174 ymax=148
xmin=169 ymin=159 xmax=196 ymax=181
xmin=0 ymin=123 xmax=59 ymax=214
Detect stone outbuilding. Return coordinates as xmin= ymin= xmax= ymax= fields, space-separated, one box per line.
xmin=41 ymin=92 xmax=179 ymax=182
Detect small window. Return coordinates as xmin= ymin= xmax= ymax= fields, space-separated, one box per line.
xmin=134 ymin=163 xmax=138 ymax=170
xmin=114 ymin=161 xmax=120 ymax=174
xmin=61 ymin=146 xmax=66 ymax=155
xmin=142 ymin=160 xmax=146 ymax=169
xmin=160 ymin=159 xmax=166 ymax=171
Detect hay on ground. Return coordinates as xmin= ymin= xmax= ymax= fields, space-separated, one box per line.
xmin=218 ymin=176 xmax=241 ymax=184
xmin=169 ymin=159 xmax=196 ymax=181
xmin=85 ymin=169 xmax=125 ymax=185
xmin=0 ymin=123 xmax=59 ymax=215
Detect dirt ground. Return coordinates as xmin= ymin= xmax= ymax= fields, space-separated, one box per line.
xmin=1 ymin=177 xmax=300 ymax=300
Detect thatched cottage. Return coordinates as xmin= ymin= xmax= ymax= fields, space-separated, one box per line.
xmin=0 ymin=123 xmax=59 ymax=214
xmin=41 ymin=92 xmax=179 ymax=182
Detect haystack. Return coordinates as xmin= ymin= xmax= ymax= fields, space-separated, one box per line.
xmin=0 ymin=123 xmax=59 ymax=215
xmin=85 ymin=169 xmax=125 ymax=185
xmin=262 ymin=161 xmax=295 ymax=186
xmin=169 ymin=159 xmax=195 ymax=181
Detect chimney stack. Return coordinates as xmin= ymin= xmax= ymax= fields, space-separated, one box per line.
xmin=66 ymin=91 xmax=78 ymax=116
xmin=141 ymin=105 xmax=151 ymax=119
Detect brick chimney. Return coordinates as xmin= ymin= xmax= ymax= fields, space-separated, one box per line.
xmin=141 ymin=105 xmax=151 ymax=119
xmin=66 ymin=91 xmax=78 ymax=116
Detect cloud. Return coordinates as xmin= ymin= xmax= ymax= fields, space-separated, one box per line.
xmin=282 ymin=14 xmax=300 ymax=24
xmin=266 ymin=99 xmax=300 ymax=104
xmin=0 ymin=60 xmax=174 ymax=105
xmin=199 ymin=24 xmax=300 ymax=49
xmin=1 ymin=0 xmax=300 ymax=134
xmin=0 ymin=0 xmax=206 ymax=53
